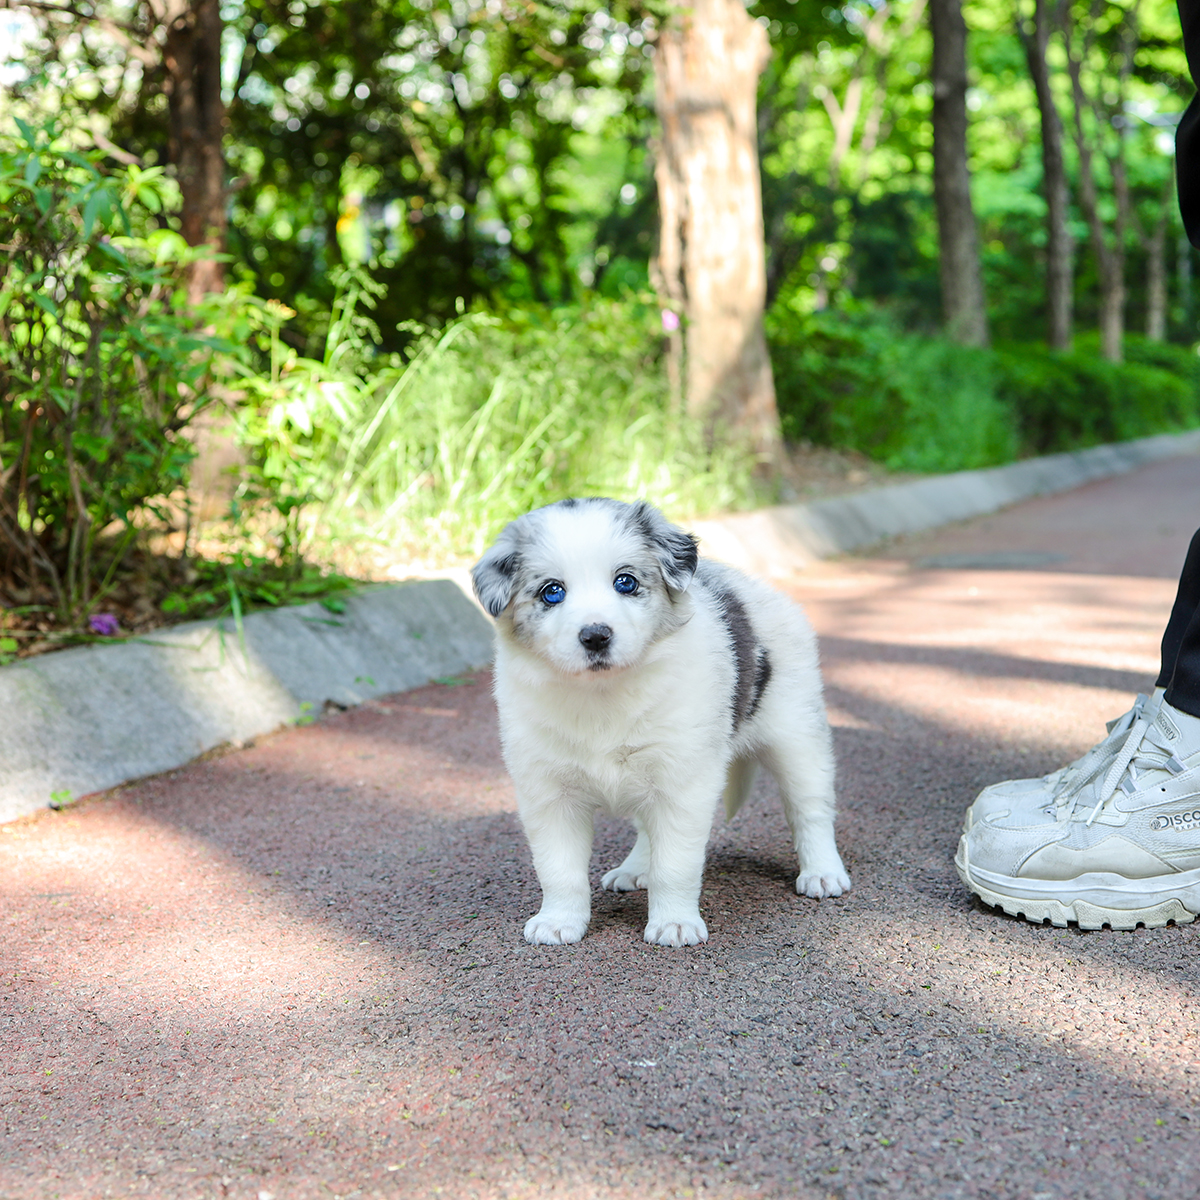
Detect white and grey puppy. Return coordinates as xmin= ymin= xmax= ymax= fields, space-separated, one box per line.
xmin=472 ymin=497 xmax=850 ymax=948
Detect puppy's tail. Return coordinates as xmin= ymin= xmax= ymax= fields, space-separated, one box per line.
xmin=723 ymin=756 xmax=759 ymax=821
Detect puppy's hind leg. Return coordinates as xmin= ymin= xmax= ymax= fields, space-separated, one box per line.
xmin=762 ymin=722 xmax=851 ymax=899
xmin=722 ymin=754 xmax=760 ymax=821
xmin=601 ymin=817 xmax=650 ymax=893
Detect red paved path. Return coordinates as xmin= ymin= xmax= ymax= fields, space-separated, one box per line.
xmin=4 ymin=456 xmax=1200 ymax=1200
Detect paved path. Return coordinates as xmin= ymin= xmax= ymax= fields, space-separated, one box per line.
xmin=4 ymin=455 xmax=1200 ymax=1200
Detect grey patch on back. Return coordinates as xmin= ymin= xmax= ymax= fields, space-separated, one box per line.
xmin=748 ymin=647 xmax=771 ymax=722
xmin=710 ymin=584 xmax=769 ymax=731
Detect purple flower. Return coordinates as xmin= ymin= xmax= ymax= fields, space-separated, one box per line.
xmin=88 ymin=613 xmax=120 ymax=637
xmin=661 ymin=308 xmax=680 ymax=333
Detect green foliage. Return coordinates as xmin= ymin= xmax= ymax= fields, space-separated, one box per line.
xmin=769 ymin=305 xmax=1200 ymax=470
xmin=158 ymin=552 xmax=359 ymax=622
xmin=228 ymin=281 xmax=756 ymax=560
xmin=11 ymin=0 xmax=1196 ymax=355
xmin=751 ymin=0 xmax=1193 ymax=342
xmin=219 ymin=0 xmax=661 ymax=350
xmin=767 ymin=306 xmax=1017 ymax=473
xmin=0 ymin=120 xmax=226 ymax=623
xmin=4 ymin=0 xmax=1198 ymax=626
xmin=993 ymin=336 xmax=1200 ymax=455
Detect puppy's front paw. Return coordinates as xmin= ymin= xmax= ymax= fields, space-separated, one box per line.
xmin=796 ymin=868 xmax=851 ymax=899
xmin=644 ymin=915 xmax=708 ymax=947
xmin=524 ymin=910 xmax=588 ymax=945
xmin=601 ymin=866 xmax=647 ymax=892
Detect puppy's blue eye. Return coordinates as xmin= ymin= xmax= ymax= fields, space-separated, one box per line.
xmin=540 ymin=581 xmax=566 ymax=605
xmin=613 ymin=574 xmax=639 ymax=595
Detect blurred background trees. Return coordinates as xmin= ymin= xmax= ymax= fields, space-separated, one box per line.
xmin=1 ymin=0 xmax=1199 ymax=635
xmin=5 ymin=0 xmax=1191 ymax=351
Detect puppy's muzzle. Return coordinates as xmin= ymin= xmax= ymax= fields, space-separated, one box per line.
xmin=578 ymin=623 xmax=613 ymax=655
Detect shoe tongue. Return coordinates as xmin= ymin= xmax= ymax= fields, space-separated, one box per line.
xmin=1154 ymin=702 xmax=1200 ymax=760
xmin=1060 ymin=701 xmax=1200 ymax=821
xmin=1155 ymin=707 xmax=1179 ymax=743
xmin=1087 ymin=711 xmax=1169 ymax=812
xmin=1099 ymin=703 xmax=1200 ymax=804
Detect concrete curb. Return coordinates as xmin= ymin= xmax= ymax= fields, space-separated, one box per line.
xmin=4 ymin=427 xmax=1198 ymax=826
xmin=0 ymin=581 xmax=494 ymax=824
xmin=691 ymin=428 xmax=1200 ymax=577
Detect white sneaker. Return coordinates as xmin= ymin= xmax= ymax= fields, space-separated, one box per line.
xmin=955 ymin=698 xmax=1200 ymax=930
xmin=962 ymin=690 xmax=1162 ymax=831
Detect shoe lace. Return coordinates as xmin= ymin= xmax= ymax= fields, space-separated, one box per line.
xmin=1050 ymin=694 xmax=1148 ymax=805
xmin=1063 ymin=716 xmax=1188 ymax=826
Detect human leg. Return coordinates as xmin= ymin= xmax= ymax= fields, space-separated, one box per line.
xmin=963 ymin=527 xmax=1200 ymax=830
xmin=956 ymin=696 xmax=1200 ymax=929
xmin=957 ymin=528 xmax=1200 ymax=927
xmin=1157 ymin=528 xmax=1200 ymax=693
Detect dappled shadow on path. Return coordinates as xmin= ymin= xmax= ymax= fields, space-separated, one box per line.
xmin=821 ymin=633 xmax=1153 ymax=697
xmin=5 ymin=616 xmax=1200 ymax=1199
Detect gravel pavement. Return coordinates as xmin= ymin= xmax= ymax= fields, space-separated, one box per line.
xmin=5 ymin=456 xmax=1200 ymax=1200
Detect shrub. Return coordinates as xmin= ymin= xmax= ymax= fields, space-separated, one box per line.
xmin=993 ymin=335 xmax=1200 ymax=456
xmin=228 ymin=286 xmax=758 ymax=561
xmin=767 ymin=305 xmax=1017 ymax=472
xmin=0 ymin=120 xmax=227 ymax=623
xmin=768 ymin=303 xmax=1200 ymax=469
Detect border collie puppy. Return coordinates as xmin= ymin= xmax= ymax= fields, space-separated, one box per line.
xmin=472 ymin=497 xmax=850 ymax=947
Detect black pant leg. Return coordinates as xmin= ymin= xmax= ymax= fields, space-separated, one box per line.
xmin=1157 ymin=7 xmax=1200 ymax=703
xmin=1179 ymin=0 xmax=1200 ymax=245
xmin=1162 ymin=527 xmax=1200 ymax=716
xmin=1158 ymin=528 xmax=1200 ymax=689
xmin=1165 ymin=607 xmax=1200 ymax=718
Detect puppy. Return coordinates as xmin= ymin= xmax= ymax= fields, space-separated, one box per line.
xmin=471 ymin=497 xmax=850 ymax=947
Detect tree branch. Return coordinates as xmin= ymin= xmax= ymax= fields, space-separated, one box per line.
xmin=1 ymin=0 xmax=160 ymax=66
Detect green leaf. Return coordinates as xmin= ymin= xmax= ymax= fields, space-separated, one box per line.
xmin=23 ymin=155 xmax=41 ymax=186
xmin=31 ymin=293 xmax=59 ymax=319
xmin=82 ymin=189 xmax=104 ymax=237
xmin=62 ymin=151 xmax=102 ymax=176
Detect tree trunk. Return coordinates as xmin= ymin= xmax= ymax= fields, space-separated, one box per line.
xmin=653 ymin=0 xmax=780 ymax=463
xmin=1140 ymin=169 xmax=1173 ymax=342
xmin=1064 ymin=1 xmax=1139 ymax=363
xmin=1143 ymin=211 xmax=1168 ymax=344
xmin=1097 ymin=267 xmax=1126 ymax=361
xmin=163 ymin=0 xmax=227 ymax=303
xmin=1066 ymin=58 xmax=1124 ymax=362
xmin=1145 ymin=224 xmax=1167 ymax=341
xmin=1017 ymin=0 xmax=1073 ymax=351
xmin=929 ymin=0 xmax=989 ymax=346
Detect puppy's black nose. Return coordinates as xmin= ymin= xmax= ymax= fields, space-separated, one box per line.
xmin=578 ymin=623 xmax=613 ymax=653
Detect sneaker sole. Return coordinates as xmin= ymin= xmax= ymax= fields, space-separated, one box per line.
xmin=955 ymin=837 xmax=1200 ymax=931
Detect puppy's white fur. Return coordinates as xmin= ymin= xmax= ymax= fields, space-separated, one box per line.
xmin=472 ymin=497 xmax=849 ymax=948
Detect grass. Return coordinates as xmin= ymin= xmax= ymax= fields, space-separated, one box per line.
xmin=233 ymin=293 xmax=760 ymax=566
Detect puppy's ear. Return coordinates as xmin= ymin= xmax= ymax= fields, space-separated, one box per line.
xmin=472 ymin=521 xmax=523 ymax=617
xmin=629 ymin=500 xmax=698 ymax=593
